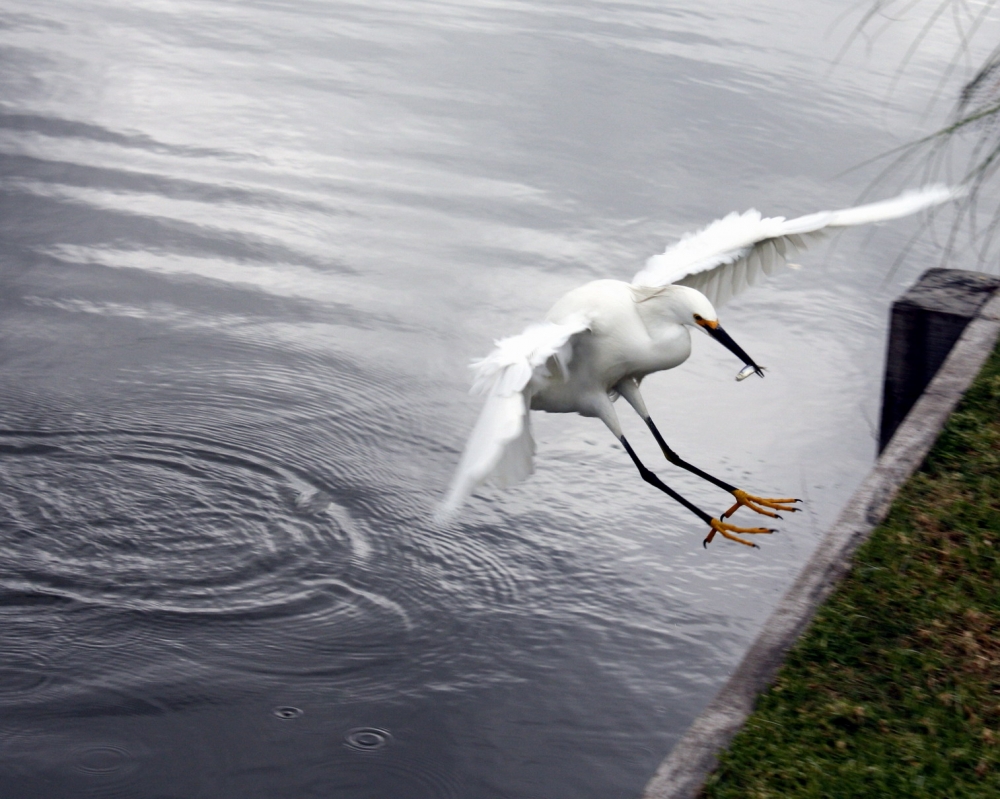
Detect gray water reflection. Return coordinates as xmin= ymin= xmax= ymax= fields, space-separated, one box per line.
xmin=1 ymin=0 xmax=996 ymax=797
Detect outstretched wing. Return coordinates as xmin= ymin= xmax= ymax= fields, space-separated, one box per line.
xmin=436 ymin=314 xmax=590 ymax=523
xmin=632 ymin=185 xmax=957 ymax=307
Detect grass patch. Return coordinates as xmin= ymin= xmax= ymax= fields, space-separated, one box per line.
xmin=702 ymin=342 xmax=1000 ymax=799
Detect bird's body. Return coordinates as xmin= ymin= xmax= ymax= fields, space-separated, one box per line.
xmin=538 ymin=280 xmax=693 ymax=416
xmin=439 ymin=185 xmax=957 ymax=546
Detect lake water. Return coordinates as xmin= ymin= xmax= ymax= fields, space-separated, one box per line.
xmin=1 ymin=1 xmax=996 ymax=797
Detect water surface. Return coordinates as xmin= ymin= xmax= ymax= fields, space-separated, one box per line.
xmin=1 ymin=1 xmax=996 ymax=797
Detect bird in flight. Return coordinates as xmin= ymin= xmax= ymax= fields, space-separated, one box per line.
xmin=438 ymin=186 xmax=955 ymax=547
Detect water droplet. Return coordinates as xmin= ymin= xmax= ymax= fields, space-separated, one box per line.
xmin=272 ymin=706 xmax=303 ymax=720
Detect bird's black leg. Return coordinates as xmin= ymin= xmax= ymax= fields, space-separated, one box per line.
xmin=613 ymin=379 xmax=797 ymax=518
xmin=644 ymin=417 xmax=800 ymax=520
xmin=644 ymin=418 xmax=737 ymax=493
xmin=620 ymin=436 xmax=712 ymax=523
xmin=618 ymin=435 xmax=772 ymax=547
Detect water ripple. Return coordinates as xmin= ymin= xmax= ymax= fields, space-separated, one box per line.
xmin=0 ymin=430 xmax=362 ymax=608
xmin=1 ymin=727 xmax=149 ymax=799
xmin=344 ymin=726 xmax=392 ymax=751
xmin=0 ymin=429 xmax=407 ymax=690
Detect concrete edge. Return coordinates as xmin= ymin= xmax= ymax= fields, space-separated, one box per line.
xmin=641 ymin=289 xmax=1000 ymax=799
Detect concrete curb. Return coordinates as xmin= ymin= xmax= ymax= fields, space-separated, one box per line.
xmin=641 ymin=288 xmax=1000 ymax=799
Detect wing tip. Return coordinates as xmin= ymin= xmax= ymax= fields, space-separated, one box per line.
xmin=828 ymin=183 xmax=962 ymax=227
xmin=433 ymin=488 xmax=465 ymax=527
xmin=432 ymin=503 xmax=457 ymax=527
xmin=902 ymin=182 xmax=964 ymax=208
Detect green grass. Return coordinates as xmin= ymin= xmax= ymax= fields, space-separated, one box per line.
xmin=701 ymin=342 xmax=1000 ymax=799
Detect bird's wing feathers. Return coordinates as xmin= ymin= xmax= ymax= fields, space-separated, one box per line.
xmin=436 ymin=315 xmax=591 ymax=522
xmin=632 ymin=184 xmax=956 ymax=307
xmin=439 ymin=185 xmax=958 ymax=521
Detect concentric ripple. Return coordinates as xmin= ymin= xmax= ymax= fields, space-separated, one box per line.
xmin=331 ymin=755 xmax=463 ymax=799
xmin=71 ymin=743 xmax=135 ymax=776
xmin=0 ymin=430 xmax=365 ymax=615
xmin=344 ymin=727 xmax=392 ymax=751
xmin=0 ymin=430 xmax=407 ymax=688
xmin=1 ymin=728 xmax=147 ymax=797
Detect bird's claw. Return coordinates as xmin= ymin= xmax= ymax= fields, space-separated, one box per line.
xmin=703 ymin=517 xmax=774 ymax=548
xmin=724 ymin=489 xmax=801 ymax=520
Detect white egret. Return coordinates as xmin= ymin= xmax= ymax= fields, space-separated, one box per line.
xmin=438 ymin=186 xmax=956 ymax=547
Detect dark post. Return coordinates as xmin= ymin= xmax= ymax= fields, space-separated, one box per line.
xmin=879 ymin=268 xmax=1000 ymax=451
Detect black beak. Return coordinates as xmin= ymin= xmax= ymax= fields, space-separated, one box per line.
xmin=704 ymin=323 xmax=765 ymax=378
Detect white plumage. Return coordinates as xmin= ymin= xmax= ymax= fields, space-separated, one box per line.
xmin=437 ymin=185 xmax=955 ymax=542
xmin=450 ymin=315 xmax=590 ymax=497
xmin=635 ymin=185 xmax=956 ymax=306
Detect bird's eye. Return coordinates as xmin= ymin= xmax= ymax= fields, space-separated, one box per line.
xmin=693 ymin=314 xmax=703 ymax=321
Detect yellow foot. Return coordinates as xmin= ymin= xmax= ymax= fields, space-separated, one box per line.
xmin=722 ymin=489 xmax=801 ymax=520
xmin=703 ymin=518 xmax=775 ymax=548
